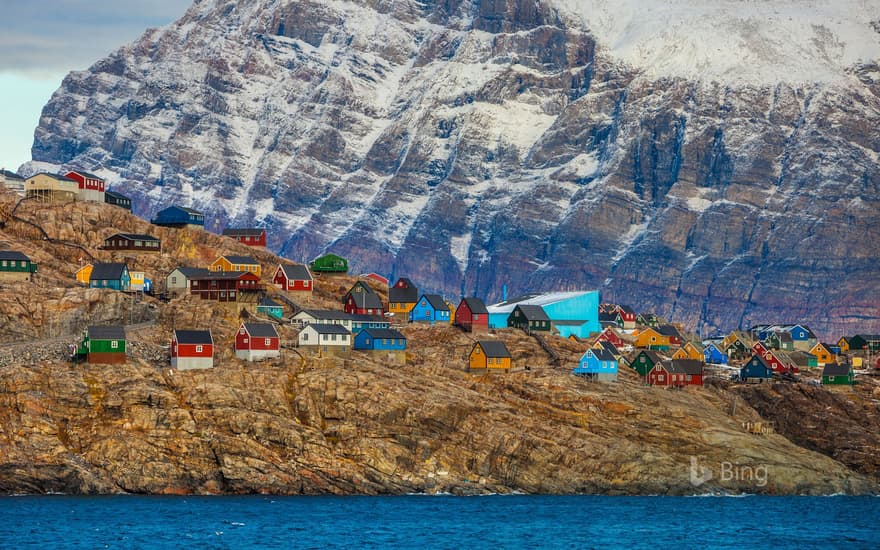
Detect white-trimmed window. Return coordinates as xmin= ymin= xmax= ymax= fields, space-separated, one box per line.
xmin=111 ymin=341 xmax=118 ymax=349
xmin=264 ymin=338 xmax=271 ymax=346
xmin=196 ymin=345 xmax=203 ymax=353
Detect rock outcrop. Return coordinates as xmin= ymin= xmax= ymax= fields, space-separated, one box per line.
xmin=25 ymin=1 xmax=880 ymax=337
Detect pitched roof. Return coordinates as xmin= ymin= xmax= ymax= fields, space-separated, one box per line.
xmin=191 ymin=270 xmax=256 ymax=280
xmin=243 ymin=323 xmax=279 ymax=338
xmin=296 ymin=309 xmax=354 ymax=321
xmin=420 ymin=294 xmax=449 ymax=311
xmin=66 ymin=170 xmax=103 ymax=180
xmin=170 ymin=267 xmax=211 ymax=278
xmin=617 ymin=304 xmax=636 ymax=315
xmin=663 ymin=359 xmax=704 ymax=375
xmin=349 ymin=291 xmax=384 ymax=309
xmin=349 ymin=314 xmax=388 ymax=323
xmin=1 ymin=169 xmax=24 ymax=179
xmin=222 ymin=228 xmax=265 ymax=237
xmin=0 ymin=250 xmax=31 ymax=262
xmin=656 ymin=324 xmax=683 ymax=338
xmin=259 ymin=297 xmax=282 ymax=308
xmin=87 ymin=326 xmax=125 ymax=340
xmin=32 ymin=172 xmax=76 ymax=182
xmin=598 ymin=312 xmax=618 ymax=323
xmin=104 ymin=190 xmax=130 ymax=200
xmin=487 ymin=291 xmax=595 ymax=312
xmin=277 ymin=263 xmax=312 ymax=280
xmin=172 ymin=206 xmax=203 ymax=215
xmin=358 ymin=328 xmax=406 ymax=340
xmin=746 ymin=354 xmax=774 ymax=371
xmin=394 ymin=277 xmax=416 ymax=289
xmin=174 ymin=329 xmax=213 ymax=344
xmin=108 ymin=233 xmax=159 ymax=242
xmin=90 ymin=262 xmax=128 ymax=280
xmin=598 ymin=341 xmax=619 ymax=356
xmin=460 ymin=297 xmax=488 ymax=314
xmin=589 ymin=348 xmax=617 ymax=362
xmin=637 ymin=350 xmax=665 ymax=364
xmin=389 ymin=285 xmax=419 ymax=303
xmin=475 ymin=340 xmax=511 ymax=358
xmin=305 ymin=323 xmax=351 ymax=335
xmin=514 ymin=304 xmax=550 ymax=321
xmin=220 ymin=255 xmax=259 ymax=265
xmin=822 ymin=363 xmax=851 ymax=376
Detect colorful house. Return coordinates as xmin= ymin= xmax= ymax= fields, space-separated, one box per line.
xmin=171 ymin=329 xmax=214 ymax=370
xmin=234 ymin=322 xmax=280 ymax=362
xmin=469 ymin=340 xmax=512 ymax=372
xmin=822 ymin=363 xmax=854 ymax=386
xmin=350 ymin=314 xmax=391 ymax=332
xmin=129 ymin=271 xmax=151 ymax=293
xmin=343 ymin=283 xmax=385 ymax=316
xmin=455 ymin=297 xmax=489 ymax=334
xmin=64 ymin=170 xmax=106 ymax=202
xmin=648 ymin=359 xmax=704 ymax=387
xmin=656 ymin=324 xmax=685 ymax=346
xmin=257 ymin=296 xmax=284 ymax=319
xmin=104 ymin=190 xmax=132 ymax=210
xmin=362 ymin=273 xmax=389 ymax=286
xmin=165 ymin=267 xmax=210 ymax=297
xmin=702 ymin=343 xmax=728 ymax=365
xmin=75 ymin=263 xmax=93 ymax=285
xmin=574 ymin=348 xmax=618 ymax=382
xmin=309 ymin=253 xmax=348 ymax=274
xmin=410 ymin=294 xmax=450 ymax=324
xmin=102 ymin=233 xmax=161 ymax=253
xmin=847 ymin=335 xmax=880 ymax=352
xmin=273 ymin=264 xmax=313 ymax=294
xmin=722 ymin=331 xmax=752 ymax=360
xmin=615 ymin=305 xmax=637 ymax=329
xmin=354 ymin=328 xmax=407 ymax=364
xmin=596 ymin=327 xmax=626 ymax=348
xmin=292 ymin=310 xmax=353 ymax=332
xmin=76 ymin=326 xmax=126 ymax=364
xmin=632 ymin=327 xmax=670 ymax=350
xmin=740 ymin=354 xmax=774 ymax=382
xmin=789 ymin=351 xmax=818 ymax=368
xmin=0 ymin=250 xmax=37 ymax=282
xmin=486 ymin=291 xmax=599 ymax=338
xmin=631 ymin=350 xmax=665 ymax=377
xmin=189 ymin=271 xmax=262 ymax=302
xmin=222 ymin=228 xmax=267 ymax=247
xmin=752 ymin=341 xmax=798 ymax=374
xmin=89 ymin=262 xmax=131 ymax=291
xmin=151 ymin=206 xmax=205 ymax=228
xmin=209 ymin=255 xmax=261 ymax=277
xmin=671 ymin=342 xmax=703 ymax=361
xmin=507 ymin=304 xmax=551 ymax=333
xmin=388 ymin=277 xmax=419 ymax=318
xmin=637 ymin=313 xmax=663 ymax=328
xmin=25 ymin=172 xmax=78 ymax=202
xmin=837 ymin=336 xmax=851 ymax=353
xmin=298 ymin=324 xmax=351 ymax=357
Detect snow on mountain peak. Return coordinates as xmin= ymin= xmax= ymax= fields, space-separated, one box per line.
xmin=553 ymin=0 xmax=880 ymax=84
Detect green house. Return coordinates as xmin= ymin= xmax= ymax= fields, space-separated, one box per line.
xmin=310 ymin=253 xmax=348 ymax=273
xmin=507 ymin=304 xmax=551 ymax=332
xmin=632 ymin=350 xmax=664 ymax=377
xmin=257 ymin=297 xmax=284 ymax=319
xmin=74 ymin=326 xmax=126 ymax=364
xmin=821 ymin=363 xmax=854 ymax=385
xmin=0 ymin=250 xmax=37 ymax=282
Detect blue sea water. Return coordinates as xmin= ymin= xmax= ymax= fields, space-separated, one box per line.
xmin=0 ymin=495 xmax=878 ymax=549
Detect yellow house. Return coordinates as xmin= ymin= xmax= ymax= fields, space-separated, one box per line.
xmin=445 ymin=300 xmax=457 ymax=325
xmin=632 ymin=327 xmax=670 ymax=349
xmin=75 ymin=263 xmax=93 ymax=285
xmin=209 ymin=255 xmax=261 ymax=277
xmin=672 ymin=342 xmax=703 ymax=360
xmin=25 ymin=172 xmax=78 ymax=203
xmin=837 ymin=337 xmax=850 ymax=353
xmin=809 ymin=342 xmax=836 ymax=366
xmin=469 ymin=340 xmax=512 ymax=371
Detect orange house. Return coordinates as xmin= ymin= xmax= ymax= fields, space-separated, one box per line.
xmin=837 ymin=337 xmax=850 ymax=353
xmin=672 ymin=342 xmax=703 ymax=360
xmin=209 ymin=255 xmax=261 ymax=277
xmin=632 ymin=327 xmax=671 ymax=350
xmin=75 ymin=263 xmax=93 ymax=285
xmin=388 ymin=277 xmax=419 ymax=317
xmin=809 ymin=342 xmax=836 ymax=366
xmin=469 ymin=340 xmax=512 ymax=371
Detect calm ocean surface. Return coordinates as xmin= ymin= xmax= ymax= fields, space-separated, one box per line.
xmin=0 ymin=495 xmax=877 ymax=548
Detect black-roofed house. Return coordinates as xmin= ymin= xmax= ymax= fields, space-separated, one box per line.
xmin=165 ymin=267 xmax=211 ymax=297
xmin=234 ymin=322 xmax=280 ymax=361
xmin=0 ymin=169 xmax=25 ymax=195
xmin=256 ymin=296 xmax=284 ymax=319
xmin=574 ymin=347 xmax=618 ymax=382
xmin=648 ymin=359 xmax=704 ymax=387
xmin=74 ymin=326 xmax=126 ymax=364
xmin=298 ymin=323 xmax=351 ymax=357
xmin=89 ymin=262 xmax=130 ymax=291
xmin=354 ymin=328 xmax=407 ymax=364
xmin=507 ymin=304 xmax=551 ymax=333
xmin=0 ymin=250 xmax=37 ymax=282
xmin=222 ymin=227 xmax=267 ymax=247
xmin=272 ymin=263 xmax=313 ymax=294
xmin=455 ymin=297 xmax=489 ymax=334
xmin=469 ymin=340 xmax=512 ymax=372
xmin=344 ymin=287 xmax=385 ymax=316
xmin=388 ymin=277 xmax=419 ymax=319
xmin=410 ymin=294 xmax=450 ymax=324
xmin=171 ymin=329 xmax=214 ymax=370
xmin=104 ymin=190 xmax=132 ymax=210
xmin=102 ymin=233 xmax=161 ymax=252
xmin=822 ymin=363 xmax=854 ymax=386
xmin=151 ymin=205 xmax=205 ymax=228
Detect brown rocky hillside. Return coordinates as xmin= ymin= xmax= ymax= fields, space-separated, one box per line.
xmin=0 ymin=190 xmax=878 ymax=495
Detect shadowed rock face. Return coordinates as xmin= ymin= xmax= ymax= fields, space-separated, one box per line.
xmin=28 ymin=0 xmax=880 ymax=338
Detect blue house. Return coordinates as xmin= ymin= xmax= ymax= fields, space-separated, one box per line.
xmin=257 ymin=297 xmax=284 ymax=319
xmin=151 ymin=206 xmax=205 ymax=228
xmin=703 ymin=343 xmax=728 ymax=365
xmin=486 ymin=291 xmax=599 ymax=338
xmin=89 ymin=263 xmax=131 ymax=291
xmin=410 ymin=294 xmax=450 ymax=324
xmin=353 ymin=328 xmax=407 ymax=351
xmin=574 ymin=348 xmax=618 ymax=382
xmin=351 ymin=314 xmax=391 ymax=332
xmin=740 ymin=354 xmax=774 ymax=382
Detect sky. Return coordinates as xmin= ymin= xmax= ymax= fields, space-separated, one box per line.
xmin=0 ymin=0 xmax=192 ymax=172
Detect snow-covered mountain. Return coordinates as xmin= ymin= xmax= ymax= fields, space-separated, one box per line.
xmin=26 ymin=0 xmax=880 ymax=337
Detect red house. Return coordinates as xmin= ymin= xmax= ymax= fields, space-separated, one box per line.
xmin=455 ymin=297 xmax=489 ymax=334
xmin=171 ymin=329 xmax=213 ymax=370
xmin=222 ymin=228 xmax=267 ymax=247
xmin=752 ymin=341 xmax=799 ymax=374
xmin=596 ymin=327 xmax=625 ymax=348
xmin=65 ymin=170 xmax=106 ymax=202
xmin=190 ymin=271 xmax=262 ymax=302
xmin=234 ymin=322 xmax=280 ymax=361
xmin=656 ymin=324 xmax=685 ymax=346
xmin=615 ymin=305 xmax=637 ymax=328
xmin=273 ymin=263 xmax=313 ymax=293
xmin=343 ymin=281 xmax=384 ymax=316
xmin=648 ymin=359 xmax=704 ymax=387
xmin=362 ymin=272 xmax=389 ymax=286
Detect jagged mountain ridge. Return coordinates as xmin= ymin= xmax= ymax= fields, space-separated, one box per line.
xmin=28 ymin=0 xmax=880 ymax=337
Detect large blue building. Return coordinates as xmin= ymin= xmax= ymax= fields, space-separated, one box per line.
xmin=487 ymin=291 xmax=599 ymax=338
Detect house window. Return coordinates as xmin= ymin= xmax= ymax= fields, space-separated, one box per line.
xmin=111 ymin=341 xmax=118 ymax=349
xmin=365 ymin=339 xmax=371 ymax=345
xmin=304 ymin=281 xmax=310 ymax=288
xmin=658 ymin=374 xmax=665 ymax=382
xmin=322 ymin=334 xmax=328 ymax=342
xmin=196 ymin=345 xmax=203 ymax=353
xmin=171 ymin=276 xmax=178 ymax=285
xmin=331 ymin=334 xmax=337 ymax=341
xmin=302 ymin=333 xmax=309 ymax=341
xmin=265 ymin=338 xmax=271 ymax=346
xmin=473 ymin=314 xmax=479 ymax=320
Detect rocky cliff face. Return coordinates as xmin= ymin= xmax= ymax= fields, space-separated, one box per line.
xmin=27 ymin=0 xmax=880 ymax=338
